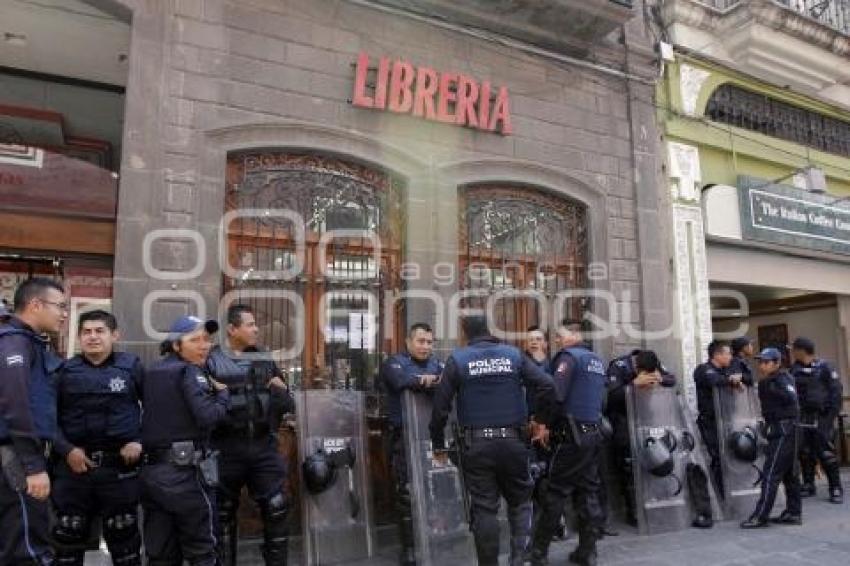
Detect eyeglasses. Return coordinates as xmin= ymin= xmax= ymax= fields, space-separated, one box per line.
xmin=40 ymin=299 xmax=69 ymax=312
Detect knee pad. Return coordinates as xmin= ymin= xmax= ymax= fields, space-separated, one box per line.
xmin=821 ymin=450 xmax=838 ymax=466
xmin=261 ymin=491 xmax=289 ymax=523
xmin=52 ymin=514 xmax=89 ymax=546
xmin=103 ymin=511 xmax=140 ymax=544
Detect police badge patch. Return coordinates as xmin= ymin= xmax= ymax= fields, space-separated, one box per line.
xmin=109 ymin=376 xmax=127 ymax=393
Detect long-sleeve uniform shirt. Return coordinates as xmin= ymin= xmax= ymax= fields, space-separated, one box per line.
xmin=0 ymin=317 xmax=59 ymax=475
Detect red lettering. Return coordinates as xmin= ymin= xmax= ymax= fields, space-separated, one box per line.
xmin=350 ymin=54 xmax=512 ymax=135
xmin=436 ymin=72 xmax=458 ymax=124
xmin=388 ymin=60 xmax=414 ymax=113
xmin=351 ymin=52 xmax=374 ymax=108
xmin=478 ymin=81 xmax=491 ymax=129
xmin=455 ymin=74 xmax=479 ymax=128
xmin=375 ymin=56 xmax=390 ymax=110
xmin=413 ymin=66 xmax=438 ymax=120
xmin=489 ymin=86 xmax=512 ymax=134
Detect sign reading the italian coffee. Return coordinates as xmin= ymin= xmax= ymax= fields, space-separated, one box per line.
xmin=351 ymin=52 xmax=512 ymax=135
xmin=739 ymin=176 xmax=850 ymax=256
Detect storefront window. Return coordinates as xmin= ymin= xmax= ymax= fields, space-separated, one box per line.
xmin=225 ymin=152 xmax=405 ymax=390
xmin=459 ymin=184 xmax=588 ymax=341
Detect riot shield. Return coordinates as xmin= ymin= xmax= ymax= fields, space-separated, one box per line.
xmin=297 ymin=390 xmax=374 ymax=565
xmin=627 ymin=385 xmax=722 ymax=535
xmin=402 ymin=390 xmax=476 ymax=565
xmin=713 ymin=385 xmax=765 ymax=520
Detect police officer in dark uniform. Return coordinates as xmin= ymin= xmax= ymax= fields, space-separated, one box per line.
xmin=530 ymin=321 xmax=607 ymax=566
xmin=206 ymin=304 xmax=295 ymax=566
xmin=730 ymin=336 xmax=756 ymax=386
xmin=430 ymin=315 xmax=554 ymax=566
xmin=693 ymin=340 xmax=734 ymax=496
xmin=741 ymin=348 xmax=802 ymax=528
xmin=140 ymin=315 xmax=230 ymax=565
xmin=0 ymin=278 xmax=65 ymax=566
xmin=790 ymin=337 xmax=844 ymax=504
xmin=51 ymin=310 xmax=143 ymax=565
xmin=380 ymin=322 xmax=443 ymax=565
xmin=604 ymin=349 xmax=676 ymax=526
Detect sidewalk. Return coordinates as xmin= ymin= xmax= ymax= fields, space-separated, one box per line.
xmin=83 ymin=474 xmax=850 ymax=564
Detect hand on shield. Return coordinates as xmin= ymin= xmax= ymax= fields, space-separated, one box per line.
xmin=419 ymin=374 xmax=440 ymax=389
xmin=530 ymin=421 xmax=550 ymax=448
xmin=728 ymin=373 xmax=744 ymax=390
xmin=634 ymin=370 xmax=661 ymax=388
xmin=432 ymin=449 xmax=450 ymax=467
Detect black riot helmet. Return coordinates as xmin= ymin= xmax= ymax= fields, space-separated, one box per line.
xmin=643 ymin=433 xmax=675 ymax=477
xmin=728 ymin=427 xmax=758 ymax=463
xmin=302 ymin=451 xmax=337 ymax=494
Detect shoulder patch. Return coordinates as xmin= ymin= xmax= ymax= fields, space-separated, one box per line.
xmin=4 ymin=354 xmax=24 ymax=367
xmin=832 ymin=370 xmax=839 ymax=380
xmin=615 ymin=360 xmax=626 ymax=368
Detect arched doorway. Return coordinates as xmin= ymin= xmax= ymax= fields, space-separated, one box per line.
xmin=459 ymin=184 xmax=589 ymax=344
xmin=224 ymin=151 xmax=406 ymax=389
xmin=224 ymin=151 xmax=406 ymax=532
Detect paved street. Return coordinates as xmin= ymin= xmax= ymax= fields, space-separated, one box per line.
xmin=83 ymin=474 xmax=850 ymax=565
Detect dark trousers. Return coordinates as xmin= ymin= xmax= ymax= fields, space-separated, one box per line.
xmin=609 ymin=417 xmax=636 ymax=522
xmin=387 ymin=427 xmax=415 ymax=554
xmin=215 ymin=434 xmax=288 ymax=565
xmin=0 ymin=471 xmax=53 ymax=565
xmin=51 ymin=460 xmax=141 ymax=564
xmin=697 ymin=416 xmax=723 ymax=498
xmin=532 ymin=431 xmax=604 ymax=559
xmin=750 ymin=421 xmax=801 ymax=521
xmin=140 ymin=463 xmax=218 ymax=565
xmin=799 ymin=412 xmax=842 ymax=490
xmin=461 ymin=436 xmax=533 ymax=566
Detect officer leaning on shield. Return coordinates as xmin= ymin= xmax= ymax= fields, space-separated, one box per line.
xmin=4 ymin=275 xmax=849 ymax=566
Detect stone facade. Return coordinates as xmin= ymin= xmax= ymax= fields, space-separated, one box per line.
xmin=110 ymin=0 xmax=673 ymax=364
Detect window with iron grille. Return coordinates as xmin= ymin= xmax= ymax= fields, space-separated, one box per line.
xmin=705 ymin=83 xmax=850 ymax=158
xmin=458 ymin=184 xmax=589 ymax=346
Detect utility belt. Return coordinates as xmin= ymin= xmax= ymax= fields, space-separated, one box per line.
xmin=213 ymin=421 xmax=271 ymax=441
xmin=143 ymin=441 xmax=219 ymax=487
xmin=464 ymin=426 xmax=526 ymax=443
xmin=83 ymin=449 xmax=127 ymax=469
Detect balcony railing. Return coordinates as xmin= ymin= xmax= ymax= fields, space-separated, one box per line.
xmin=704 ymin=0 xmax=850 ymax=34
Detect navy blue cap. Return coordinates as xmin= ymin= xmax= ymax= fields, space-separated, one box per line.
xmin=791 ymin=337 xmax=815 ymax=353
xmin=755 ymin=347 xmax=782 ymax=362
xmin=167 ymin=315 xmax=218 ymax=342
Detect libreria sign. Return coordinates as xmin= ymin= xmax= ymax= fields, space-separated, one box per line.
xmin=351 ymin=52 xmax=513 ymax=135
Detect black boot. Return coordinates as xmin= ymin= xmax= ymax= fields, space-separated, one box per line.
xmin=55 ymin=552 xmax=85 ymax=566
xmin=799 ymin=482 xmax=816 ymax=498
xmin=740 ymin=516 xmax=769 ymax=529
xmin=771 ymin=510 xmax=802 ymax=525
xmin=568 ymin=535 xmax=598 ymax=566
xmin=529 ymin=547 xmax=548 ymax=566
xmin=829 ymin=486 xmax=844 ymax=504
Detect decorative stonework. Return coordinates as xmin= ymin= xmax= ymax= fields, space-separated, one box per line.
xmin=667 ymin=141 xmax=702 ymax=202
xmin=672 ymin=204 xmax=713 ymax=412
xmin=680 ymin=64 xmax=711 ymax=116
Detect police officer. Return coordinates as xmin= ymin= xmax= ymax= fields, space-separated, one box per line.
xmin=790 ymin=337 xmax=844 ymax=504
xmin=693 ymin=340 xmax=734 ymax=497
xmin=530 ymin=321 xmax=607 ymax=566
xmin=741 ymin=348 xmax=802 ymax=528
xmin=0 ymin=278 xmax=65 ymax=565
xmin=206 ymin=304 xmax=295 ymax=565
xmin=430 ymin=315 xmax=554 ymax=566
xmin=380 ymin=322 xmax=443 ymax=565
xmin=140 ymin=315 xmax=231 ymax=565
xmin=51 ymin=310 xmax=143 ymax=565
xmin=604 ymin=349 xmax=676 ymax=526
xmin=730 ymin=336 xmax=756 ymax=386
